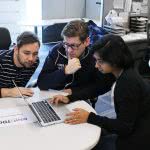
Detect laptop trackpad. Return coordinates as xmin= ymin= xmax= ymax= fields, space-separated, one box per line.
xmin=51 ymin=104 xmax=70 ymax=121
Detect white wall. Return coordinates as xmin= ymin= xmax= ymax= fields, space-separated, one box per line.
xmin=0 ymin=0 xmax=42 ymax=43
xmin=42 ymin=0 xmax=66 ymax=19
xmin=0 ymin=0 xmax=23 ymax=23
xmin=86 ymin=0 xmax=103 ymax=26
xmin=0 ymin=0 xmax=26 ymax=42
xmin=25 ymin=0 xmax=42 ymax=21
xmin=65 ymin=0 xmax=85 ymax=18
xmin=42 ymin=0 xmax=85 ymax=19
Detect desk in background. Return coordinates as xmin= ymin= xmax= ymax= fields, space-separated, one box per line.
xmin=0 ymin=89 xmax=101 ymax=150
xmin=122 ymin=32 xmax=150 ymax=78
xmin=122 ymin=32 xmax=148 ymax=59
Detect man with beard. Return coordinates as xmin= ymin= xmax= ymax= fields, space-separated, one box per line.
xmin=0 ymin=31 xmax=40 ymax=98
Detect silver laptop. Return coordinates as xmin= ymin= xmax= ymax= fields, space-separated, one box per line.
xmin=29 ymin=99 xmax=70 ymax=126
xmin=12 ymin=80 xmax=70 ymax=127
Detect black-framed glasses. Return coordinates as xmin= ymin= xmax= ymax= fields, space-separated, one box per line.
xmin=63 ymin=42 xmax=82 ymax=50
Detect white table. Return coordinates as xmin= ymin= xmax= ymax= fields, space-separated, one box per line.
xmin=122 ymin=32 xmax=147 ymax=43
xmin=0 ymin=89 xmax=101 ymax=150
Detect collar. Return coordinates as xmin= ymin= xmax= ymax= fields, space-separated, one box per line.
xmin=116 ymin=69 xmax=124 ymax=80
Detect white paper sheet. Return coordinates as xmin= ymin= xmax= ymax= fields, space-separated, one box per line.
xmin=0 ymin=106 xmax=37 ymax=128
xmin=113 ymin=0 xmax=124 ymax=9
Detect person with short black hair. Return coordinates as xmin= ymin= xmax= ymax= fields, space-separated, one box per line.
xmin=51 ymin=34 xmax=150 ymax=150
xmin=0 ymin=31 xmax=40 ymax=98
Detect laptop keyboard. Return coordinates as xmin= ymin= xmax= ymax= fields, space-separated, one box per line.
xmin=32 ymin=100 xmax=61 ymax=123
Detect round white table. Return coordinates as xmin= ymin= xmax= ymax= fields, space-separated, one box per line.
xmin=0 ymin=89 xmax=101 ymax=150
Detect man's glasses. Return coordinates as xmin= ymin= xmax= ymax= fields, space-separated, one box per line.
xmin=63 ymin=42 xmax=82 ymax=50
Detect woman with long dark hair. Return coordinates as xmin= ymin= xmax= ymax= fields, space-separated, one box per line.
xmin=52 ymin=34 xmax=150 ymax=150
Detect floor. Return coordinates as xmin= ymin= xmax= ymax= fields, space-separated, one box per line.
xmin=29 ymin=43 xmax=116 ymax=118
xmin=96 ymin=92 xmax=116 ymax=118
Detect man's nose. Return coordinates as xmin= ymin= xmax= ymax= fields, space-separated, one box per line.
xmin=28 ymin=55 xmax=34 ymax=61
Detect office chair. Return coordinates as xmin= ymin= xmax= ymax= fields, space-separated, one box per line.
xmin=0 ymin=27 xmax=11 ymax=50
xmin=137 ymin=22 xmax=150 ymax=79
xmin=42 ymin=23 xmax=67 ymax=43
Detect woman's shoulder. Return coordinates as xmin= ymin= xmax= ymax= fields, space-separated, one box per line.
xmin=116 ymin=68 xmax=143 ymax=90
xmin=119 ymin=68 xmax=141 ymax=82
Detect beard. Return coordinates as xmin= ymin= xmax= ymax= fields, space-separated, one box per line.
xmin=17 ymin=54 xmax=34 ymax=68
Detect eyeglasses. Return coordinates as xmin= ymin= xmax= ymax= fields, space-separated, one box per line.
xmin=63 ymin=42 xmax=82 ymax=50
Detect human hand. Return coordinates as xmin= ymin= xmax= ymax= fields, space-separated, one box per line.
xmin=50 ymin=95 xmax=70 ymax=105
xmin=63 ymin=89 xmax=72 ymax=95
xmin=65 ymin=58 xmax=81 ymax=74
xmin=65 ymin=108 xmax=90 ymax=125
xmin=10 ymin=87 xmax=34 ymax=98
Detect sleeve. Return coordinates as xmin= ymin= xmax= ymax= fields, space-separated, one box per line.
xmin=68 ymin=73 xmax=115 ymax=102
xmin=87 ymin=78 xmax=140 ymax=137
xmin=37 ymin=46 xmax=67 ymax=90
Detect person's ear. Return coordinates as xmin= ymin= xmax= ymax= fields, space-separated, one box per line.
xmin=84 ymin=37 xmax=90 ymax=47
xmin=14 ymin=46 xmax=19 ymax=54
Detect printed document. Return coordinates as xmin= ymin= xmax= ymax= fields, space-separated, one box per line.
xmin=0 ymin=106 xmax=37 ymax=128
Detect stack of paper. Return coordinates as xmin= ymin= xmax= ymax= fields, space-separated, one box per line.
xmin=130 ymin=16 xmax=148 ymax=32
xmin=104 ymin=25 xmax=126 ymax=36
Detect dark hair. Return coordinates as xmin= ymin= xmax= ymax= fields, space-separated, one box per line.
xmin=61 ymin=20 xmax=89 ymax=42
xmin=92 ymin=34 xmax=134 ymax=69
xmin=17 ymin=31 xmax=40 ymax=49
